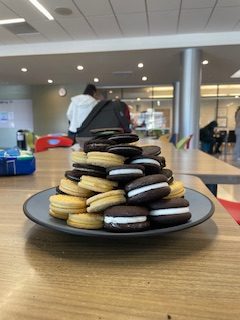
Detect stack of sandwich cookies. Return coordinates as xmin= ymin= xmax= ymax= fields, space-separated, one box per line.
xmin=48 ymin=131 xmax=191 ymax=233
xmin=104 ymin=205 xmax=150 ymax=232
xmin=148 ymin=198 xmax=191 ymax=227
xmin=49 ymin=195 xmax=86 ymax=220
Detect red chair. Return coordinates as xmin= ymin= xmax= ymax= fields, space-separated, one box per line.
xmin=35 ymin=135 xmax=73 ymax=152
xmin=217 ymin=198 xmax=240 ymax=224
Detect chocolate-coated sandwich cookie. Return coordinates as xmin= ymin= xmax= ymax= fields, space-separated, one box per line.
xmin=141 ymin=145 xmax=161 ymax=156
xmin=65 ymin=169 xmax=84 ymax=182
xmin=160 ymin=168 xmax=174 ymax=184
xmin=106 ymin=164 xmax=145 ymax=181
xmin=125 ymin=174 xmax=171 ymax=204
xmin=126 ymin=155 xmax=165 ymax=175
xmin=72 ymin=163 xmax=106 ymax=178
xmin=108 ymin=133 xmax=139 ymax=144
xmin=107 ymin=144 xmax=142 ymax=157
xmin=104 ymin=205 xmax=150 ymax=232
xmin=148 ymin=198 xmax=191 ymax=227
xmin=83 ymin=139 xmax=116 ymax=153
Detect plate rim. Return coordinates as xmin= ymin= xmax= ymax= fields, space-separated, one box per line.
xmin=23 ymin=187 xmax=215 ymax=238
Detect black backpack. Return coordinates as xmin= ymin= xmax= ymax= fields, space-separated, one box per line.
xmin=76 ymin=100 xmax=131 ymax=137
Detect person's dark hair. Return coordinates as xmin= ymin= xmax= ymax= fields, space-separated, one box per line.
xmin=83 ymin=84 xmax=97 ymax=97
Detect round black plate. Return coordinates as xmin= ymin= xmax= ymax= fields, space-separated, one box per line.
xmin=23 ymin=187 xmax=214 ymax=238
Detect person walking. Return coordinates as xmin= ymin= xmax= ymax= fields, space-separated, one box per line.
xmin=234 ymin=106 xmax=240 ymax=161
xmin=67 ymin=84 xmax=98 ymax=142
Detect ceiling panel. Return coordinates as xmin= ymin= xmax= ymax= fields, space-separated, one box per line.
xmin=147 ymin=0 xmax=180 ymax=12
xmin=87 ymin=15 xmax=121 ymax=38
xmin=0 ymin=0 xmax=52 ymax=21
xmin=24 ymin=18 xmax=71 ymax=41
xmin=117 ymin=13 xmax=148 ymax=37
xmin=178 ymin=8 xmax=212 ymax=33
xmin=0 ymin=2 xmax=19 ymax=19
xmin=74 ymin=0 xmax=113 ymax=16
xmin=56 ymin=17 xmax=96 ymax=40
xmin=17 ymin=33 xmax=48 ymax=43
xmin=182 ymin=0 xmax=216 ymax=9
xmin=110 ymin=0 xmax=145 ymax=14
xmin=149 ymin=10 xmax=179 ymax=35
xmin=40 ymin=0 xmax=83 ymax=19
xmin=217 ymin=0 xmax=240 ymax=6
xmin=206 ymin=6 xmax=240 ymax=31
xmin=0 ymin=27 xmax=24 ymax=44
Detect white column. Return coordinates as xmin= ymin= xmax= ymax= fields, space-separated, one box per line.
xmin=179 ymin=48 xmax=202 ymax=149
xmin=172 ymin=81 xmax=180 ymax=141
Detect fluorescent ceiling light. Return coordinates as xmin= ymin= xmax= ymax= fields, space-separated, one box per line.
xmin=28 ymin=0 xmax=54 ymax=20
xmin=231 ymin=70 xmax=240 ymax=78
xmin=0 ymin=18 xmax=25 ymax=25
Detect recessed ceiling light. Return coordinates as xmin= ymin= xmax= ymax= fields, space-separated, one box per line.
xmin=202 ymin=60 xmax=209 ymax=65
xmin=142 ymin=76 xmax=147 ymax=81
xmin=76 ymin=65 xmax=84 ymax=71
xmin=109 ymin=90 xmax=113 ymax=94
xmin=235 ymin=95 xmax=239 ymax=98
xmin=115 ymin=96 xmax=119 ymax=99
xmin=21 ymin=67 xmax=28 ymax=72
xmin=0 ymin=18 xmax=25 ymax=25
xmin=28 ymin=0 xmax=54 ymax=20
xmin=138 ymin=63 xmax=144 ymax=68
xmin=137 ymin=97 xmax=141 ymax=101
xmin=48 ymin=79 xmax=53 ymax=84
xmin=94 ymin=78 xmax=99 ymax=83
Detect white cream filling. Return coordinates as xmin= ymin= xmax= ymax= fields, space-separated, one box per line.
xmin=104 ymin=216 xmax=146 ymax=224
xmin=150 ymin=207 xmax=190 ymax=216
xmin=131 ymin=158 xmax=160 ymax=166
xmin=109 ymin=168 xmax=143 ymax=175
xmin=128 ymin=182 xmax=168 ymax=198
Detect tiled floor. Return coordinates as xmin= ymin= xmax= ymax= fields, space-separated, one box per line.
xmin=214 ymin=145 xmax=240 ymax=202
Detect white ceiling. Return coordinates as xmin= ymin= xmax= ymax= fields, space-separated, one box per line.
xmin=1 ymin=0 xmax=240 ymax=86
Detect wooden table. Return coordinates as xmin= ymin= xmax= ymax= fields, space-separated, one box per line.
xmin=0 ymin=148 xmax=240 ymax=320
xmin=138 ymin=138 xmax=240 ymax=185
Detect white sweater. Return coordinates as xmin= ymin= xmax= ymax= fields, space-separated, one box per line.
xmin=66 ymin=94 xmax=98 ymax=133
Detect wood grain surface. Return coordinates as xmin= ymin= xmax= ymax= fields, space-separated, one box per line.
xmin=0 ymin=146 xmax=240 ymax=320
